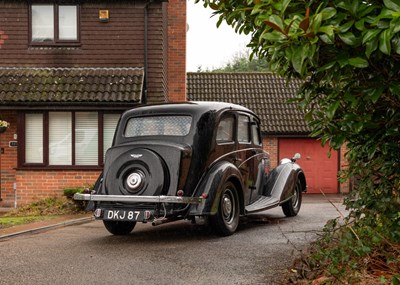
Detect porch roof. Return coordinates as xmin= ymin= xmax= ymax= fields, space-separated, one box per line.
xmin=0 ymin=67 xmax=144 ymax=110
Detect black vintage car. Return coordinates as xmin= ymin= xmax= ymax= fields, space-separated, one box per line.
xmin=75 ymin=102 xmax=307 ymax=236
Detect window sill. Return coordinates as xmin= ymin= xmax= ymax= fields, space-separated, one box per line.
xmin=28 ymin=43 xmax=82 ymax=49
xmin=16 ymin=165 xmax=103 ymax=171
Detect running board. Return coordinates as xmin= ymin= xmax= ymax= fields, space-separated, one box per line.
xmin=245 ymin=196 xmax=280 ymax=214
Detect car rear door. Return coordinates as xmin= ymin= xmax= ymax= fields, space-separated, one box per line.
xmin=236 ymin=113 xmax=264 ymax=205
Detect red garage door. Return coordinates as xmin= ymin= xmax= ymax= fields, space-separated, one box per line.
xmin=279 ymin=139 xmax=339 ymax=194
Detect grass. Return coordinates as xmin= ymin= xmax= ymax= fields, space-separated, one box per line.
xmin=0 ymin=216 xmax=55 ymax=229
xmin=0 ymin=196 xmax=85 ymax=229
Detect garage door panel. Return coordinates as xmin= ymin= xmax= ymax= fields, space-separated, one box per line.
xmin=279 ymin=139 xmax=338 ymax=194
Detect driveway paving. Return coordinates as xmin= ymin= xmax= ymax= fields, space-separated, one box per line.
xmin=0 ymin=194 xmax=346 ymax=285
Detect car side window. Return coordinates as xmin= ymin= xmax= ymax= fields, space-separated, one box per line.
xmin=216 ymin=115 xmax=234 ymax=143
xmin=238 ymin=115 xmax=251 ymax=143
xmin=251 ymin=120 xmax=262 ymax=145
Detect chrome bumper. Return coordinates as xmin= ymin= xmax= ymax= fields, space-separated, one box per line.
xmin=73 ymin=193 xmax=204 ymax=204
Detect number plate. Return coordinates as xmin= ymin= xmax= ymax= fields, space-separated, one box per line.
xmin=103 ymin=209 xmax=146 ymax=222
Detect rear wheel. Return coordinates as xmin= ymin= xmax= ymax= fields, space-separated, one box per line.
xmin=103 ymin=220 xmax=136 ymax=235
xmin=282 ymin=178 xmax=302 ymax=217
xmin=209 ymin=181 xmax=240 ymax=236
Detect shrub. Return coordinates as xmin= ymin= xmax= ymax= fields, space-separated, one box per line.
xmin=63 ymin=187 xmax=90 ymax=211
xmin=63 ymin=187 xmax=84 ymax=199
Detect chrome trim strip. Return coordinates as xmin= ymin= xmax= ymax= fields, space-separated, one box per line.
xmin=211 ymin=148 xmax=269 ymax=166
xmin=73 ymin=193 xmax=204 ymax=204
xmin=238 ymin=152 xmax=267 ymax=168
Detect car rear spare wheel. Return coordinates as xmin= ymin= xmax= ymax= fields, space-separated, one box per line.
xmin=209 ymin=181 xmax=240 ymax=236
xmin=103 ymin=220 xmax=136 ymax=235
xmin=282 ymin=178 xmax=302 ymax=217
xmin=104 ymin=148 xmax=168 ymax=196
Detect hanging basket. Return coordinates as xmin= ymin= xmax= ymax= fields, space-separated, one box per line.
xmin=0 ymin=126 xmax=6 ymax=133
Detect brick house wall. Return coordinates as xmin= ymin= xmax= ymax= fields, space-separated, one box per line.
xmin=15 ymin=170 xmax=100 ymax=207
xmin=0 ymin=110 xmax=101 ymax=206
xmin=0 ymin=0 xmax=186 ymax=103
xmin=0 ymin=0 xmax=187 ymax=207
xmin=0 ymin=111 xmax=17 ymax=206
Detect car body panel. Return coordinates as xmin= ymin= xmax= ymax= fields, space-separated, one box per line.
xmin=74 ymin=101 xmax=307 ymax=234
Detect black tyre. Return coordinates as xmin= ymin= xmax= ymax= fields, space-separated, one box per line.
xmin=209 ymin=181 xmax=240 ymax=236
xmin=282 ymin=178 xmax=302 ymax=217
xmin=103 ymin=220 xmax=136 ymax=235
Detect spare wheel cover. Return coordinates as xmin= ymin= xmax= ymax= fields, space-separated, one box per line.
xmin=105 ymin=148 xmax=167 ymax=196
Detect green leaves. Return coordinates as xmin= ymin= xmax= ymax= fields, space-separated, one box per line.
xmin=348 ymin=57 xmax=369 ymax=68
xmin=326 ymin=100 xmax=340 ymax=120
xmin=320 ymin=7 xmax=336 ymax=20
xmin=379 ymin=29 xmax=393 ymax=55
xmin=339 ymin=32 xmax=359 ymax=46
xmin=362 ymin=29 xmax=381 ymax=44
xmin=383 ymin=0 xmax=400 ymax=11
xmin=264 ymin=15 xmax=286 ymax=35
xmin=289 ymin=44 xmax=314 ymax=74
xmin=200 ymin=1 xmax=400 ymax=282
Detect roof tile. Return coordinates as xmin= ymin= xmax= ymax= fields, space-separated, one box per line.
xmin=0 ymin=67 xmax=144 ymax=106
xmin=187 ymin=72 xmax=310 ymax=135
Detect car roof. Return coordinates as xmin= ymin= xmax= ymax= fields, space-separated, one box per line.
xmin=123 ymin=101 xmax=258 ymax=118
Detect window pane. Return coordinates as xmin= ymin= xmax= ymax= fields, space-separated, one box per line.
xmin=25 ymin=114 xmax=44 ymax=163
xmin=238 ymin=115 xmax=250 ymax=143
xmin=125 ymin=116 xmax=192 ymax=137
xmin=76 ymin=112 xmax=98 ymax=165
xmin=217 ymin=116 xmax=234 ymax=142
xmin=59 ymin=5 xmax=77 ymax=40
xmin=252 ymin=122 xmax=261 ymax=145
xmin=49 ymin=112 xmax=72 ymax=165
xmin=104 ymin=114 xmax=120 ymax=158
xmin=31 ymin=5 xmax=54 ymax=42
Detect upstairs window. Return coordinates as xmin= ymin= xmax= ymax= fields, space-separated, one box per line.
xmin=30 ymin=4 xmax=79 ymax=45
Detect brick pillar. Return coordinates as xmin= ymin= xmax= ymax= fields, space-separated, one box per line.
xmin=167 ymin=0 xmax=187 ymax=102
xmin=263 ymin=137 xmax=278 ymax=168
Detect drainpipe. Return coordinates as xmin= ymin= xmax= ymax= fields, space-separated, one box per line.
xmin=13 ymin=183 xmax=17 ymax=208
xmin=143 ymin=0 xmax=154 ymax=105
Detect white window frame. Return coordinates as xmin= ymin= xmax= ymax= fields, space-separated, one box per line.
xmin=21 ymin=111 xmax=120 ymax=168
xmin=30 ymin=3 xmax=79 ymax=45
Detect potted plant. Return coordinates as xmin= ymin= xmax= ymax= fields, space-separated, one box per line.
xmin=0 ymin=120 xmax=10 ymax=133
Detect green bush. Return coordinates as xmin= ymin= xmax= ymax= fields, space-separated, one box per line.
xmin=63 ymin=187 xmax=89 ymax=211
xmin=63 ymin=187 xmax=84 ymax=199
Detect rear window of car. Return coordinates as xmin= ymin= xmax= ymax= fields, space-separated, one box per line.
xmin=124 ymin=115 xmax=192 ymax=137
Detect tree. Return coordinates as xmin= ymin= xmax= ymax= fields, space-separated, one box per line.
xmin=198 ymin=0 xmax=400 ymax=281
xmin=211 ymin=50 xmax=270 ymax=72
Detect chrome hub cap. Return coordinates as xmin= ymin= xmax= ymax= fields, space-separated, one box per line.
xmin=222 ymin=192 xmax=233 ymax=222
xmin=292 ymin=184 xmax=300 ymax=209
xmin=126 ymin=170 xmax=145 ymax=192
